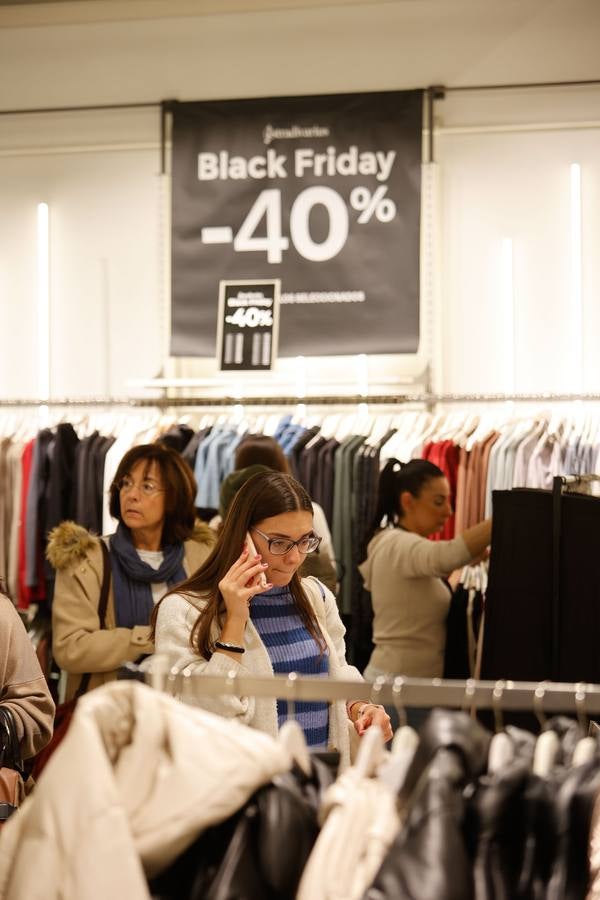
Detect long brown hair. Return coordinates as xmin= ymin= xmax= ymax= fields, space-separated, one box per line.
xmin=152 ymin=470 xmax=325 ymax=659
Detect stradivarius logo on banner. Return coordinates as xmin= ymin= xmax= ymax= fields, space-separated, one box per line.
xmin=262 ymin=124 xmax=330 ymax=144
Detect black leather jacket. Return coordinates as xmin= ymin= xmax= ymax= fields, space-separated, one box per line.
xmin=363 ymin=709 xmax=491 ymax=900
xmin=149 ymin=754 xmax=336 ymax=900
xmin=464 ymin=726 xmax=555 ymax=900
xmin=364 ymin=713 xmax=599 ymax=900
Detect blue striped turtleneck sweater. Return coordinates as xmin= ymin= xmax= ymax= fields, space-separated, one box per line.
xmin=250 ymin=584 xmax=329 ymax=749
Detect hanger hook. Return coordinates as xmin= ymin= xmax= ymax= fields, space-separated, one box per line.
xmin=533 ymin=682 xmax=548 ymax=729
xmin=370 ymin=675 xmax=386 ymax=718
xmin=168 ymin=662 xmax=185 ymax=697
xmin=492 ymin=680 xmax=506 ymax=733
xmin=575 ymin=682 xmax=589 ymax=733
xmin=462 ymin=678 xmax=477 ymax=713
xmin=226 ymin=668 xmax=239 ymax=700
xmin=286 ymin=671 xmax=298 ymax=722
xmin=392 ymin=676 xmax=408 ymax=728
xmin=148 ymin=652 xmax=170 ymax=693
xmin=179 ymin=664 xmax=193 ymax=702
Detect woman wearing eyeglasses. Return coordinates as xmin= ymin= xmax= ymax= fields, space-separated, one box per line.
xmin=153 ymin=470 xmax=392 ymax=766
xmin=48 ymin=443 xmax=215 ymax=700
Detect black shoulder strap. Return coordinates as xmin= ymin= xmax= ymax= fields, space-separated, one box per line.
xmin=76 ymin=539 xmax=111 ymax=698
xmin=0 ymin=706 xmax=23 ymax=771
xmin=97 ymin=538 xmax=111 ymax=630
xmin=311 ymin=575 xmax=326 ymax=601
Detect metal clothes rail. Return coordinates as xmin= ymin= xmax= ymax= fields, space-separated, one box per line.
xmin=2 ymin=391 xmax=600 ymax=409
xmin=127 ymin=664 xmax=600 ymax=717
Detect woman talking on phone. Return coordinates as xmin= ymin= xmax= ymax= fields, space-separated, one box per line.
xmin=153 ymin=470 xmax=392 ymax=766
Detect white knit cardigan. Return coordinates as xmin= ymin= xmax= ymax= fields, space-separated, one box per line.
xmin=154 ymin=577 xmax=364 ymax=768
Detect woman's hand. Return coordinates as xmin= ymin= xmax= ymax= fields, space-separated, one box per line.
xmin=351 ymin=702 xmax=393 ymax=742
xmin=218 ymin=545 xmax=271 ymax=624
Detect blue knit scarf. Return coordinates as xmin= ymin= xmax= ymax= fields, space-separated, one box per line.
xmin=109 ymin=524 xmax=187 ymax=628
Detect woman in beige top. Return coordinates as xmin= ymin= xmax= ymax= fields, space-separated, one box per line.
xmin=358 ymin=458 xmax=491 ymax=727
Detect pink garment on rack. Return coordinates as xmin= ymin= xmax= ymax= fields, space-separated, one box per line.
xmin=17 ymin=439 xmax=46 ymax=610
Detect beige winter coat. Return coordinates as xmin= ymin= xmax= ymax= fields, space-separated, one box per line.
xmin=0 ymin=680 xmax=292 ymax=900
xmin=48 ymin=521 xmax=215 ymax=699
xmin=0 ymin=594 xmax=55 ymax=759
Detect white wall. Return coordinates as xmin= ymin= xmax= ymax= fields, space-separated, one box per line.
xmin=437 ymin=125 xmax=600 ymax=395
xmin=1 ymin=0 xmax=600 ymax=400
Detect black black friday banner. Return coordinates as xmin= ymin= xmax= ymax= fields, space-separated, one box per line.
xmin=170 ymin=90 xmax=423 ymax=358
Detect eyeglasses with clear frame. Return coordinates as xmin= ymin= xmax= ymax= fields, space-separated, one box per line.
xmin=118 ymin=476 xmax=165 ymax=497
xmin=252 ymin=526 xmax=322 ymax=556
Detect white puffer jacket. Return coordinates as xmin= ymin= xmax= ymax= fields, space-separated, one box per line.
xmin=0 ymin=680 xmax=292 ymax=900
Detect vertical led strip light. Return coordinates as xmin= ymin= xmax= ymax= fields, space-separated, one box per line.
xmin=501 ymin=237 xmax=515 ymax=394
xmin=570 ymin=163 xmax=583 ymax=393
xmin=37 ymin=202 xmax=50 ymax=402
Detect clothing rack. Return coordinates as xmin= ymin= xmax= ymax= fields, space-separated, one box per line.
xmin=124 ymin=663 xmax=600 ymax=717
xmin=3 ymin=391 xmax=600 ymax=409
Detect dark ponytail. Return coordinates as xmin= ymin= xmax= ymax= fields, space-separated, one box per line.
xmin=364 ymin=457 xmax=445 ymax=549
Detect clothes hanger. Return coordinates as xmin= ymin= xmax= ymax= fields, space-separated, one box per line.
xmin=278 ymin=673 xmax=311 ymax=776
xmin=351 ymin=678 xmax=388 ymax=779
xmin=487 ymin=680 xmax=515 ymax=775
xmin=532 ymin=683 xmax=560 ymax=777
xmin=572 ymin=683 xmax=597 ymax=766
xmin=334 ymin=413 xmax=357 ymax=442
xmin=353 ymin=723 xmax=385 ymax=779
xmin=453 ymin=413 xmax=480 ymax=448
xmin=368 ymin=414 xmax=394 ymax=445
xmin=354 ymin=404 xmax=374 ymax=438
xmin=390 ymin=677 xmax=419 ymax=755
xmin=378 ymin=677 xmax=419 ymax=793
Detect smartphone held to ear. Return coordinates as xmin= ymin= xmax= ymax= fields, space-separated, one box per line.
xmin=246 ymin=532 xmax=268 ymax=588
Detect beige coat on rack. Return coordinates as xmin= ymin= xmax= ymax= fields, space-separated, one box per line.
xmin=155 ymin=577 xmax=364 ymax=768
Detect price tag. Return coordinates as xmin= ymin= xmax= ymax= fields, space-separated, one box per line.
xmin=216 ymin=279 xmax=280 ymax=371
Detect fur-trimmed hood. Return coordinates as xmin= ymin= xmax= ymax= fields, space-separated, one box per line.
xmin=46 ymin=521 xmax=97 ymax=571
xmin=190 ymin=519 xmax=217 ymax=549
xmin=46 ymin=519 xmax=216 ymax=571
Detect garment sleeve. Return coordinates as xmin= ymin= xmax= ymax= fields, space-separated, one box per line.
xmin=396 ymin=533 xmax=472 ymax=578
xmin=154 ymin=592 xmax=256 ymax=724
xmin=321 ymin=584 xmax=363 ymax=684
xmin=1 ymin=598 xmax=55 ymax=759
xmin=52 ymin=559 xmax=154 ymax=675
xmin=312 ymin=502 xmax=336 ymax=565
